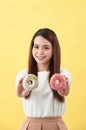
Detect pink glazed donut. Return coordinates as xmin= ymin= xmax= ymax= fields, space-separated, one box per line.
xmin=50 ymin=73 xmax=68 ymax=96
xmin=50 ymin=73 xmax=66 ymax=90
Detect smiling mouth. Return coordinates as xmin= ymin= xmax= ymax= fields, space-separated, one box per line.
xmin=37 ymin=56 xmax=45 ymax=60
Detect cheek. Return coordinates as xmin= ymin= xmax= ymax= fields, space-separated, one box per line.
xmin=32 ymin=49 xmax=38 ymax=59
xmin=48 ymin=50 xmax=53 ymax=58
xmin=32 ymin=49 xmax=35 ymax=57
xmin=50 ymin=53 xmax=53 ymax=59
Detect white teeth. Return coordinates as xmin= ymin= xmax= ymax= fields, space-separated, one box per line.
xmin=37 ymin=56 xmax=45 ymax=60
xmin=38 ymin=57 xmax=44 ymax=59
xmin=37 ymin=56 xmax=44 ymax=58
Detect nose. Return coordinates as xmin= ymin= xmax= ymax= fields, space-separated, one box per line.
xmin=38 ymin=48 xmax=44 ymax=55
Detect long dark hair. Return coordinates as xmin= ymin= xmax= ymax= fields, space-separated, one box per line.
xmin=28 ymin=28 xmax=64 ymax=102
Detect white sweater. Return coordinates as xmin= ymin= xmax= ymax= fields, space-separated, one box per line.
xmin=16 ymin=70 xmax=71 ymax=117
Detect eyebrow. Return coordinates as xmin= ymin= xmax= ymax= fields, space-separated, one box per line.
xmin=34 ymin=43 xmax=51 ymax=47
xmin=34 ymin=43 xmax=39 ymax=46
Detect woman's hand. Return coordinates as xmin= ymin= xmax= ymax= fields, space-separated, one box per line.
xmin=16 ymin=77 xmax=30 ymax=98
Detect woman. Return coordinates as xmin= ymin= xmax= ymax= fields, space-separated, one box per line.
xmin=16 ymin=28 xmax=71 ymax=130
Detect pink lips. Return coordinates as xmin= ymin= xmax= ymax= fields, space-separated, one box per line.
xmin=37 ymin=56 xmax=45 ymax=60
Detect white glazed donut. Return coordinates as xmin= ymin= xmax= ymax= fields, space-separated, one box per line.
xmin=23 ymin=74 xmax=38 ymax=91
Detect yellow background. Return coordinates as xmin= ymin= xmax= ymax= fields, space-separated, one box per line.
xmin=0 ymin=0 xmax=86 ymax=130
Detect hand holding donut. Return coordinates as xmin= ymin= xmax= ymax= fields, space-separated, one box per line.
xmin=22 ymin=74 xmax=38 ymax=91
xmin=50 ymin=73 xmax=69 ymax=96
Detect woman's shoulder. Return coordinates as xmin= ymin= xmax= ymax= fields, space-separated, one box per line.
xmin=60 ymin=68 xmax=71 ymax=78
xmin=60 ymin=68 xmax=72 ymax=86
xmin=60 ymin=69 xmax=71 ymax=75
xmin=16 ymin=69 xmax=28 ymax=87
xmin=16 ymin=69 xmax=28 ymax=78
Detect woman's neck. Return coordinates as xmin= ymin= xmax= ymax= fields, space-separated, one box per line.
xmin=37 ymin=64 xmax=49 ymax=72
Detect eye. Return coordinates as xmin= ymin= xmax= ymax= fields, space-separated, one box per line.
xmin=45 ymin=47 xmax=49 ymax=49
xmin=33 ymin=45 xmax=39 ymax=49
xmin=44 ymin=45 xmax=50 ymax=50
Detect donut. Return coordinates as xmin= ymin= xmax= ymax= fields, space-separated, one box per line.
xmin=50 ymin=73 xmax=69 ymax=96
xmin=50 ymin=74 xmax=66 ymax=89
xmin=23 ymin=74 xmax=38 ymax=91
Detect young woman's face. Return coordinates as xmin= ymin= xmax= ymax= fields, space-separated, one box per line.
xmin=32 ymin=36 xmax=53 ymax=67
